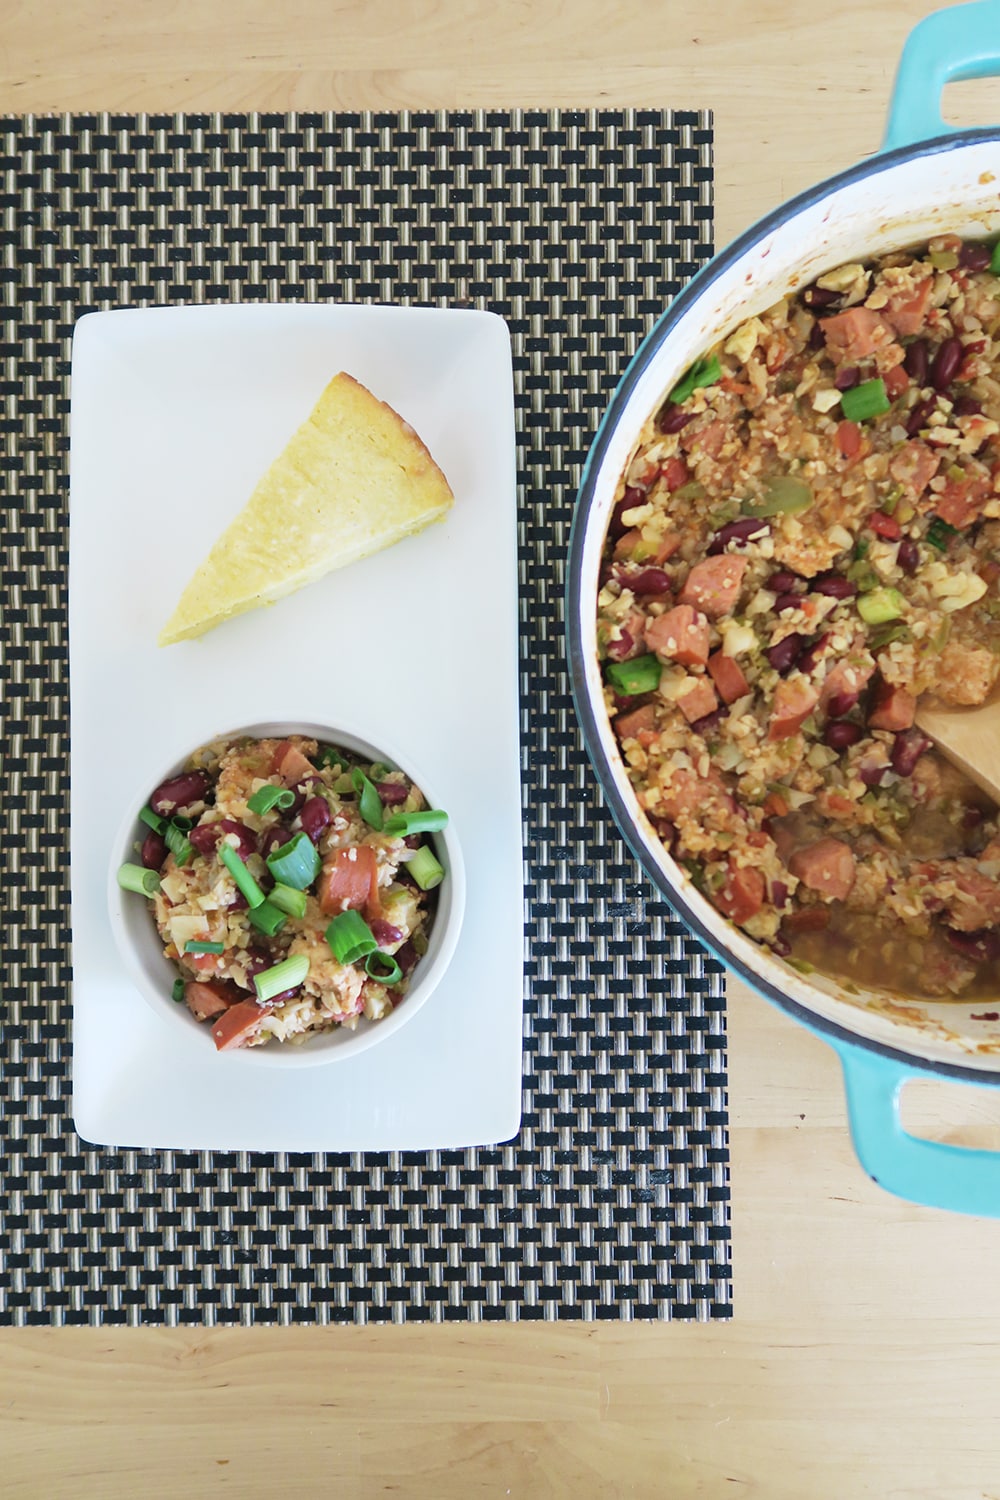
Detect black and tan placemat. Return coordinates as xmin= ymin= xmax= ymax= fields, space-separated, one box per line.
xmin=0 ymin=109 xmax=729 ymax=1324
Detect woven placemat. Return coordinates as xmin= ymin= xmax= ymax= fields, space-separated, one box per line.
xmin=0 ymin=108 xmax=730 ymax=1324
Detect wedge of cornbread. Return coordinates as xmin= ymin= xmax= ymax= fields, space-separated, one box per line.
xmin=158 ymin=373 xmax=454 ymax=645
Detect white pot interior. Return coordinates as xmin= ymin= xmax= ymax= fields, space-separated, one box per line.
xmin=577 ymin=137 xmax=1000 ymax=1072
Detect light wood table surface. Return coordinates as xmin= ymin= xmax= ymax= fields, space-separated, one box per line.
xmin=6 ymin=2 xmax=1000 ymax=1495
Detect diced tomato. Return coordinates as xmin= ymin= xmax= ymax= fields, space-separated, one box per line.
xmin=318 ymin=844 xmax=383 ymax=922
xmin=675 ymin=676 xmax=718 ymax=725
xmin=646 ymin=605 xmax=710 ymax=668
xmin=883 ymin=364 xmax=910 ymax=400
xmin=662 ymin=456 xmax=689 ymax=491
xmin=678 ymin=555 xmax=750 ymax=619
xmin=271 ymin=740 xmax=317 ymax=782
xmin=768 ymin=678 xmax=819 ymax=742
xmin=614 ymin=703 xmax=657 ymax=741
xmin=211 ymin=999 xmax=266 ymax=1051
xmin=707 ymin=651 xmax=751 ymax=705
xmin=836 ymin=420 xmax=862 ymax=459
xmin=788 ymin=837 xmax=856 ymax=902
xmin=868 ymin=510 xmax=901 ymax=541
xmin=763 ymin=791 xmax=789 ymax=818
xmin=713 ymin=860 xmax=765 ymax=926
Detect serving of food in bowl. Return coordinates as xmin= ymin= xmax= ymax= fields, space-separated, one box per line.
xmin=568 ymin=3 xmax=1000 ymax=1213
xmin=110 ymin=722 xmax=465 ymax=1065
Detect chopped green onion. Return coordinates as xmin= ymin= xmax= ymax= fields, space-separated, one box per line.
xmin=319 ymin=745 xmax=348 ymax=771
xmin=671 ymin=481 xmax=707 ymax=502
xmin=383 ymin=809 xmax=449 ymax=837
xmin=247 ymin=899 xmax=288 ymax=937
xmin=929 ymin=248 xmax=959 ymax=271
xmin=218 ymin=842 xmax=266 ymax=908
xmin=326 ymin=909 xmax=378 ymax=965
xmin=265 ymin=831 xmax=321 ymax=890
xmin=351 ymin=768 xmax=384 ymax=831
xmin=669 ymin=353 xmax=722 ymax=406
xmin=139 ymin=805 xmax=167 ymax=835
xmin=407 ymin=846 xmax=445 ymax=891
xmin=868 ymin=621 xmax=913 ymax=649
xmin=254 ymin=953 xmax=309 ymax=1004
xmin=269 ymin=882 xmax=308 ymax=920
xmin=365 ymin=951 xmax=403 ymax=986
xmin=840 ymin=377 xmax=890 ymax=423
xmin=170 ymin=814 xmax=194 ymax=832
xmin=164 ymin=822 xmax=193 ymax=867
xmin=333 ymin=772 xmax=355 ymax=795
xmin=854 ymin=537 xmax=870 ymax=559
xmin=744 ymin=475 xmax=813 ymax=518
xmin=605 ymin=654 xmax=662 ymax=696
xmin=184 ymin=940 xmax=224 ymax=955
xmin=369 ymin=761 xmax=393 ymax=780
xmin=926 ymin=516 xmax=959 ymax=551
xmin=991 ymin=242 xmax=1000 ymax=276
xmin=881 ymin=486 xmax=902 ymax=516
xmin=247 ymin=784 xmax=296 ymax=815
xmin=857 ymin=586 xmax=906 ymax=625
xmin=847 ymin=559 xmax=879 ymax=593
xmin=117 ymin=862 xmax=161 ymax=896
xmin=172 ymin=978 xmax=185 ymax=1002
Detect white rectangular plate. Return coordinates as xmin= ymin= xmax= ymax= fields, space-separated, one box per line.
xmin=69 ymin=302 xmax=523 ymax=1151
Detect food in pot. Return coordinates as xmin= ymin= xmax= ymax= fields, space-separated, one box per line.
xmin=117 ymin=734 xmax=448 ymax=1048
xmin=597 ymin=234 xmax=1000 ymax=998
xmin=158 ymin=373 xmax=454 ymax=645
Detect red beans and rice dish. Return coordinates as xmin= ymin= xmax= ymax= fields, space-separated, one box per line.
xmin=130 ymin=734 xmax=442 ymax=1049
xmin=597 ymin=235 xmax=1000 ymax=999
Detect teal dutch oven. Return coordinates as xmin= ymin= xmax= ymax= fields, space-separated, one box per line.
xmin=567 ymin=1 xmax=1000 ymax=1216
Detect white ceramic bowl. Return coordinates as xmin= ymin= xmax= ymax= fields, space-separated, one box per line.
xmin=107 ymin=719 xmax=466 ymax=1068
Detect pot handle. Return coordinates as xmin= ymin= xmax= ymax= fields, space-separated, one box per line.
xmin=834 ymin=1041 xmax=1000 ymax=1216
xmin=883 ymin=0 xmax=1000 ymax=152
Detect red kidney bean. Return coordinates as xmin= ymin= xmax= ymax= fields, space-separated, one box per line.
xmin=141 ymin=830 xmax=168 ymax=870
xmin=770 ymin=932 xmax=792 ymax=959
xmin=823 ymin=720 xmax=862 ymax=750
xmin=300 ymin=796 xmax=332 ymax=844
xmin=931 ymin=335 xmax=963 ymax=391
xmin=896 ymin=538 xmax=920 ymax=575
xmin=395 ymin=940 xmax=420 ymax=976
xmin=188 ymin=823 xmax=219 ymax=857
xmin=770 ymin=880 xmax=789 ymax=909
xmin=801 ymin=286 xmax=840 ymax=310
xmin=946 ymin=927 xmax=1000 ymax=964
xmin=766 ymin=634 xmax=805 ymax=675
xmin=656 ymin=403 xmax=694 ymax=435
xmin=150 ymin=770 xmax=211 ymax=816
xmin=370 ymin=919 xmax=404 ymax=947
xmin=952 ymin=394 xmax=983 ymax=417
xmin=808 ymin=321 xmax=825 ymax=350
xmin=774 ymin=592 xmax=803 ymax=614
xmin=239 ymin=950 xmax=271 ymax=984
xmin=767 ymin=570 xmax=801 ymax=594
xmin=835 ymin=366 xmax=860 ymax=391
xmin=608 ymin=488 xmax=644 ymax=540
xmin=959 ymin=242 xmax=992 ymax=272
xmin=798 ymin=631 xmax=833 ymax=675
xmin=904 ymin=339 xmax=929 ymax=386
xmin=404 ymin=834 xmax=422 ymax=850
xmin=606 ymin=627 xmax=636 ymax=663
xmin=691 ymin=708 xmax=726 ymax=736
xmin=259 ymin=985 xmax=303 ymax=1008
xmin=964 ymin=805 xmax=986 ymax=830
xmin=905 ymin=394 xmax=937 ymax=436
xmin=858 ymin=759 xmax=888 ymax=787
xmin=226 ymin=890 xmax=250 ymax=912
xmin=192 ymin=818 xmax=256 ymax=860
xmin=375 ymin=781 xmax=409 ymax=807
xmin=260 ymin=824 xmax=292 ymax=860
xmin=826 ymin=689 xmax=860 ymax=720
xmin=890 ymin=728 xmax=932 ymax=777
xmin=614 ymin=566 xmax=672 ymax=596
xmin=707 ymin=517 xmax=770 ymax=555
xmin=812 ymin=572 xmax=857 ymax=599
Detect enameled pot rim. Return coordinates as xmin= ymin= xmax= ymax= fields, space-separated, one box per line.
xmin=567 ymin=126 xmax=1000 ymax=1086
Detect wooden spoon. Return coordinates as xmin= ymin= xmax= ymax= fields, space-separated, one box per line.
xmin=914 ymin=696 xmax=1000 ymax=806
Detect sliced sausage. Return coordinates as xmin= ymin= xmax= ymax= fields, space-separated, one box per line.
xmin=882 ymin=277 xmax=933 ymax=337
xmin=821 ymin=307 xmax=893 ymax=362
xmin=678 ymin=555 xmax=749 ymax=619
xmin=713 ymin=861 xmax=765 ymax=926
xmin=271 ymin=739 xmax=317 ymax=783
xmin=768 ymin=677 xmax=819 ymax=741
xmin=675 ymin=676 xmax=719 ymax=725
xmin=788 ymin=838 xmax=856 ymax=902
xmin=868 ymin=678 xmax=916 ymax=732
xmin=646 ymin=604 xmax=711 ymax=667
xmin=889 ymin=439 xmax=938 ymax=499
xmin=211 ymin=998 xmax=267 ymax=1051
xmin=614 ymin=703 xmax=658 ymax=741
xmin=185 ymin=978 xmax=242 ymax=1023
